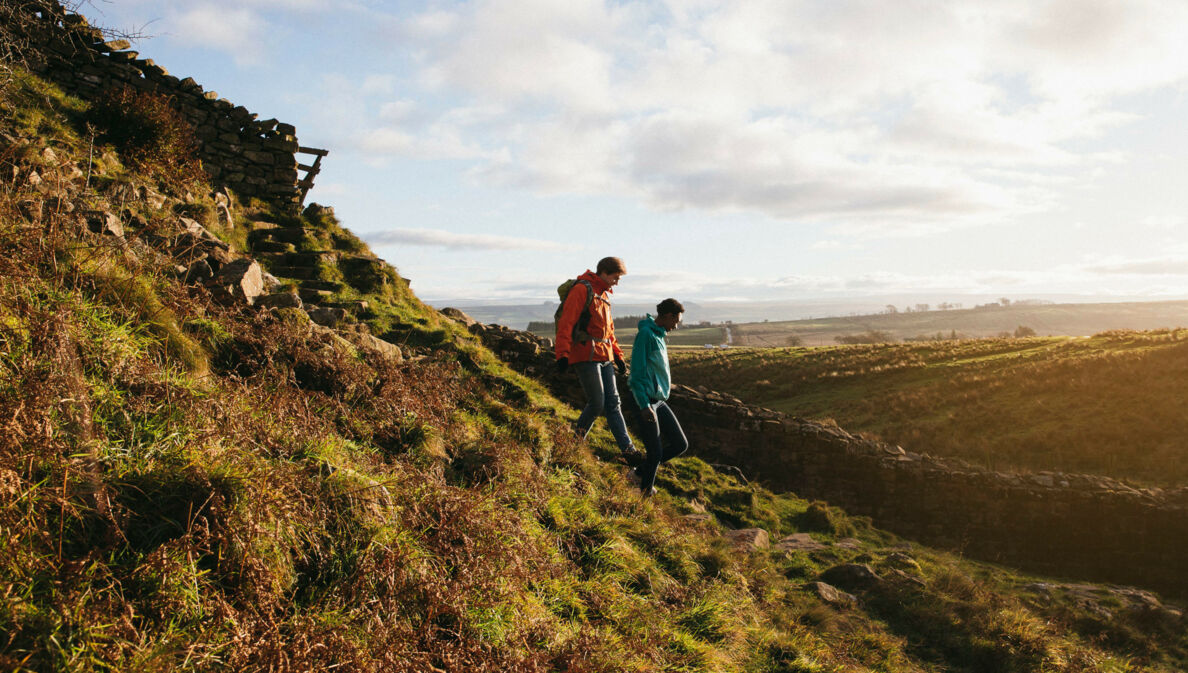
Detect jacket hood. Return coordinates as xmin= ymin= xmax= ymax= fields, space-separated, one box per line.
xmin=638 ymin=314 xmax=666 ymax=336
xmin=578 ymin=269 xmax=613 ymax=294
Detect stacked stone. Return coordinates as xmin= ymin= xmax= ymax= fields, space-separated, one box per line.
xmin=20 ymin=2 xmax=303 ymax=210
xmin=455 ymin=315 xmax=1188 ymax=599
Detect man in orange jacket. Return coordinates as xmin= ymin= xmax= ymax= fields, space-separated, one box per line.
xmin=555 ymin=256 xmax=640 ymax=460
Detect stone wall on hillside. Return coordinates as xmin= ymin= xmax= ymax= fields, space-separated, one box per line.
xmin=15 ymin=1 xmax=305 ymax=209
xmin=457 ymin=317 xmax=1188 ymax=598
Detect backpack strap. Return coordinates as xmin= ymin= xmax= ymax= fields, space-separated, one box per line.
xmin=573 ymin=279 xmax=598 ymax=343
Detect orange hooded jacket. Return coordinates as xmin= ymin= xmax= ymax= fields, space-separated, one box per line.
xmin=555 ymin=270 xmax=623 ymax=364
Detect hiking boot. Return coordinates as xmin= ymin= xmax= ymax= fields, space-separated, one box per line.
xmin=641 ymin=486 xmax=658 ymax=498
xmin=625 ymin=467 xmax=641 ymax=488
xmin=621 ymin=445 xmax=642 ymax=462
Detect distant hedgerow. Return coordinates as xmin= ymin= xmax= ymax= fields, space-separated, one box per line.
xmin=87 ymin=85 xmax=203 ymax=183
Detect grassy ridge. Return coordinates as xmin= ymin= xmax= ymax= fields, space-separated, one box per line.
xmin=2 ymin=64 xmax=1187 ymax=671
xmin=728 ymin=302 xmax=1188 ymax=347
xmin=672 ymin=332 xmax=1188 ymax=486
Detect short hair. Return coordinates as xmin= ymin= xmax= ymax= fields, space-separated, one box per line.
xmin=596 ymin=256 xmax=626 ymax=275
xmin=656 ymin=298 xmax=684 ymax=316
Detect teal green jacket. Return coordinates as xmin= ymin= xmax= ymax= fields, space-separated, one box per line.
xmin=629 ymin=315 xmax=670 ymax=410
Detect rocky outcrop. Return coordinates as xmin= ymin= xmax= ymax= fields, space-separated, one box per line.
xmin=18 ymin=2 xmax=306 ymax=209
xmin=459 ymin=318 xmax=1188 ymax=598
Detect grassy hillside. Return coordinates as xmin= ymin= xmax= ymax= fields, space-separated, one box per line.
xmin=729 ymin=301 xmax=1188 ymax=347
xmin=2 ymin=61 xmax=1188 ymax=671
xmin=672 ymin=332 xmax=1188 ymax=486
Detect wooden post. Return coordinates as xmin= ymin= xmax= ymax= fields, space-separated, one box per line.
xmin=296 ymin=146 xmax=329 ymax=206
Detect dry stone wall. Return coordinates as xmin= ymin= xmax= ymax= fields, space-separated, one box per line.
xmin=15 ymin=1 xmax=304 ymax=209
xmin=460 ymin=318 xmax=1188 ymax=598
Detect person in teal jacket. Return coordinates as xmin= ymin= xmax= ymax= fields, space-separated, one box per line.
xmin=627 ymin=298 xmax=689 ymax=497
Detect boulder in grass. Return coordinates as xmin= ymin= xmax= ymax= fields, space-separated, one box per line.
xmin=209 ymin=258 xmax=264 ymax=305
xmin=256 ymin=292 xmax=302 ymax=310
xmin=804 ymin=581 xmax=858 ymax=609
xmin=440 ymin=307 xmax=478 ymax=328
xmin=307 ymin=306 xmax=349 ymax=328
xmin=85 ymin=210 xmax=123 ymax=238
xmin=775 ymin=533 xmax=826 ymax=554
xmin=725 ymin=528 xmax=770 ymax=551
xmin=819 ymin=563 xmax=882 ymax=592
xmin=349 ymin=332 xmax=404 ymax=363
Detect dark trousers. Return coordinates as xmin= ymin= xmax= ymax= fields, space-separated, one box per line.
xmin=633 ymin=401 xmax=688 ymax=490
xmin=573 ymin=361 xmax=634 ymax=452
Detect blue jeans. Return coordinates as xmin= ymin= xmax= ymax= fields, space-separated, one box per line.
xmin=574 ymin=361 xmax=635 ymax=453
xmin=633 ymin=401 xmax=688 ymax=491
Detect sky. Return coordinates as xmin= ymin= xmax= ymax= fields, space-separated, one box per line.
xmin=87 ymin=0 xmax=1188 ymax=309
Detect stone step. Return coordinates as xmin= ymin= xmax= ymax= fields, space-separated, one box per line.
xmin=256 ymin=251 xmax=337 ymax=266
xmin=248 ymin=227 xmax=309 ymax=244
xmin=288 ymin=251 xmax=338 ymax=265
xmin=324 ymin=300 xmax=370 ymax=314
xmin=252 ymin=241 xmax=294 ymax=254
xmin=270 ymin=265 xmax=321 ymax=280
xmin=299 ymin=288 xmax=334 ymax=304
xmin=300 ymin=279 xmax=344 ymax=292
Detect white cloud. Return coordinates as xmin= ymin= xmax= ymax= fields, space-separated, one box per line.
xmin=363 ymin=228 xmax=573 ymax=252
xmin=169 ymin=5 xmax=268 ymax=64
xmin=1085 ymin=257 xmax=1188 ymax=276
xmin=1142 ymin=216 xmax=1186 ymax=231
xmin=382 ymin=0 xmax=1188 ymax=235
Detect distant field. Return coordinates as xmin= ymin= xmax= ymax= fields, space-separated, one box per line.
xmin=671 ymin=330 xmax=1188 ymax=487
xmin=730 ymin=300 xmax=1188 ymax=346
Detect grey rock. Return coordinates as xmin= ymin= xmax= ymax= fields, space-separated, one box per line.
xmin=440 ymin=307 xmax=478 ymax=327
xmin=819 ymin=563 xmax=882 ymax=591
xmin=140 ymin=186 xmax=166 ymax=209
xmin=307 ymin=306 xmax=349 ymax=327
xmin=256 ymin=292 xmax=302 ymax=309
xmin=180 ymin=258 xmax=213 ymax=283
xmin=350 ymin=333 xmax=403 ymax=362
xmin=775 ymin=533 xmax=826 ymax=553
xmin=209 ymin=258 xmax=264 ymax=305
xmin=883 ymin=552 xmax=921 ymax=572
xmin=804 ymin=581 xmax=858 ymax=608
xmin=85 ymin=210 xmax=124 ymax=238
xmin=884 ymin=568 xmax=926 ymax=589
xmin=725 ymin=528 xmax=770 ymax=550
xmin=17 ymin=200 xmax=43 ymax=222
xmin=261 ymin=271 xmax=281 ymax=291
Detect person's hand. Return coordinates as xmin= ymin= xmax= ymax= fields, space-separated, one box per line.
xmin=641 ymin=405 xmax=657 ymax=424
xmin=555 ymin=358 xmax=568 ymax=374
xmin=614 ymin=354 xmax=627 ymax=375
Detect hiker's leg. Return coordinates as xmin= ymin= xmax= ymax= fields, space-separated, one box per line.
xmin=573 ymin=362 xmax=604 ymax=436
xmin=599 ymin=361 xmax=636 ymax=453
xmin=633 ymin=405 xmax=664 ymax=491
xmin=654 ymin=402 xmax=689 ymax=462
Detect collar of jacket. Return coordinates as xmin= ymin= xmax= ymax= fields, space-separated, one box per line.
xmin=639 ymin=313 xmax=666 ymax=336
xmin=578 ymin=270 xmax=613 ymax=295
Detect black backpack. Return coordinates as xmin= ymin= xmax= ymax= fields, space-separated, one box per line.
xmin=554 ymin=278 xmax=596 ymax=343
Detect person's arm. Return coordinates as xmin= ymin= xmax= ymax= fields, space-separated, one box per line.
xmin=554 ymin=283 xmax=588 ymax=362
xmin=629 ymin=330 xmax=654 ymax=412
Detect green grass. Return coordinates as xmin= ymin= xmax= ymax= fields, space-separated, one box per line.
xmin=673 ymin=333 xmax=1188 ymax=485
xmin=1 ymin=63 xmax=1186 ymax=672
